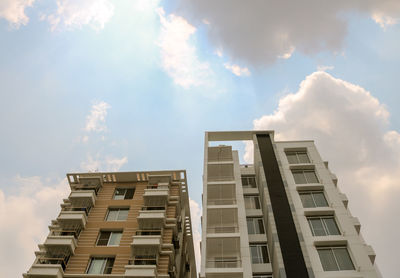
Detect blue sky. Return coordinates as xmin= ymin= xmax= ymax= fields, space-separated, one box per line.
xmin=0 ymin=0 xmax=399 ymax=277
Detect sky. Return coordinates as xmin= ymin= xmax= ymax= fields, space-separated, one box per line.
xmin=0 ymin=0 xmax=399 ymax=277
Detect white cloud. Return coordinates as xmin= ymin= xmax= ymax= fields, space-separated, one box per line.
xmin=84 ymin=101 xmax=111 ymax=132
xmin=157 ymin=8 xmax=214 ymax=89
xmin=80 ymin=154 xmax=128 ymax=172
xmin=0 ymin=0 xmax=34 ymax=27
xmin=0 ymin=175 xmax=69 ymax=277
xmin=174 ymin=0 xmax=400 ymax=65
xmin=317 ymin=65 xmax=335 ymax=72
xmin=189 ymin=198 xmax=201 ymax=272
xmin=224 ymin=63 xmax=251 ymax=77
xmin=248 ymin=71 xmax=399 ymax=277
xmin=44 ymin=0 xmax=114 ymax=31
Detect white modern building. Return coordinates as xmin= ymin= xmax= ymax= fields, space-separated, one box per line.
xmin=200 ymin=131 xmax=380 ymax=278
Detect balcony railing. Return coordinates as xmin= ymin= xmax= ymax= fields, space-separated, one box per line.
xmin=206 ymin=258 xmax=241 ymax=268
xmin=51 ymin=229 xmax=81 ymax=239
xmin=207 ymin=226 xmax=239 ymax=233
xmin=135 ymin=230 xmax=162 ymax=236
xmin=208 ymin=176 xmax=235 ymax=182
xmin=62 ymin=206 xmax=91 ymax=216
xmin=37 ymin=256 xmax=69 ymax=271
xmin=129 ymin=256 xmax=157 ymax=266
xmin=141 ymin=206 xmax=166 ymax=211
xmin=208 ymin=199 xmax=237 ymax=205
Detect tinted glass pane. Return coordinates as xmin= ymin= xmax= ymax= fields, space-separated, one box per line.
xmin=108 ymin=232 xmax=122 ymax=246
xmin=104 ymin=258 xmax=115 ymax=274
xmin=257 ymin=219 xmax=265 ymax=234
xmin=87 ymin=258 xmax=105 ymax=274
xmin=250 ymin=246 xmax=259 ymax=264
xmin=300 ymin=193 xmax=315 ymax=208
xmin=125 ymin=188 xmax=135 ymax=199
xmin=248 ymin=177 xmax=256 ymax=188
xmin=117 ymin=209 xmax=129 ymax=221
xmin=260 ymin=246 xmax=269 ymax=263
xmin=304 ymin=171 xmax=318 ymax=183
xmin=309 ymin=218 xmax=326 ymax=236
xmin=113 ymin=189 xmax=125 ymax=200
xmin=286 ymin=153 xmax=298 ymax=164
xmin=106 ymin=210 xmax=118 ymax=221
xmin=97 ymin=232 xmax=110 ymax=246
xmin=293 ymin=172 xmax=306 ymax=184
xmin=298 ymin=153 xmax=310 ymax=163
xmin=247 ymin=219 xmax=255 ymax=234
xmin=334 ymin=248 xmax=354 ymax=270
xmin=313 ymin=192 xmax=328 ymax=207
xmin=324 ymin=218 xmax=340 ymax=235
xmin=318 ymin=249 xmax=338 ymax=271
xmin=244 ymin=197 xmax=252 ymax=209
xmin=254 ymin=197 xmax=261 ymax=209
xmin=241 ymin=177 xmax=249 ymax=186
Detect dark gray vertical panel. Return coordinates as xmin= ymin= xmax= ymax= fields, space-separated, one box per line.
xmin=257 ymin=134 xmax=309 ymax=278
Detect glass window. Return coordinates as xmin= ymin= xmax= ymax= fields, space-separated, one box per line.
xmin=241 ymin=175 xmax=257 ymax=188
xmin=286 ymin=151 xmax=310 ymax=164
xmin=299 ymin=192 xmax=328 ymax=208
xmin=96 ymin=231 xmax=122 ymax=246
xmin=113 ymin=188 xmax=135 ymax=200
xmin=292 ymin=170 xmax=319 ymax=184
xmin=106 ymin=208 xmax=129 ymax=221
xmin=244 ymin=196 xmax=261 ymax=209
xmin=308 ymin=216 xmax=340 ymax=236
xmin=250 ymin=244 xmax=269 ymax=264
xmin=247 ymin=218 xmax=265 ymax=234
xmin=317 ymin=247 xmax=355 ymax=271
xmin=87 ymin=257 xmax=115 ymax=274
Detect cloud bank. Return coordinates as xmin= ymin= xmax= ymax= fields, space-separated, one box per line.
xmin=0 ymin=0 xmax=35 ymax=27
xmin=175 ymin=0 xmax=400 ymax=65
xmin=247 ymin=71 xmax=399 ymax=277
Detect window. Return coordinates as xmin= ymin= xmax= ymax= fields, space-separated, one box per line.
xmin=113 ymin=188 xmax=135 ymax=200
xmin=286 ymin=151 xmax=310 ymax=164
xmin=244 ymin=196 xmax=261 ymax=209
xmin=299 ymin=191 xmax=328 ymax=208
xmin=307 ymin=216 xmax=340 ymax=236
xmin=242 ymin=175 xmax=257 ymax=188
xmin=106 ymin=208 xmax=129 ymax=221
xmin=96 ymin=231 xmax=122 ymax=246
xmin=87 ymin=257 xmax=115 ymax=274
xmin=250 ymin=244 xmax=269 ymax=264
xmin=292 ymin=170 xmax=319 ymax=184
xmin=247 ymin=218 xmax=265 ymax=234
xmin=317 ymin=247 xmax=355 ymax=271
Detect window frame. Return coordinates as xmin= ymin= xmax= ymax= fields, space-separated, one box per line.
xmin=292 ymin=169 xmax=319 ymax=184
xmin=317 ymin=246 xmax=355 ymax=271
xmin=247 ymin=217 xmax=265 ymax=234
xmin=241 ymin=175 xmax=257 ymax=188
xmin=299 ymin=191 xmax=328 ymax=208
xmin=86 ymin=257 xmax=115 ymax=274
xmin=244 ymin=196 xmax=261 ymax=209
xmin=250 ymin=244 xmax=269 ymax=264
xmin=307 ymin=216 xmax=340 ymax=236
xmin=105 ymin=207 xmax=129 ymax=221
xmin=112 ymin=188 xmax=135 ymax=200
xmin=96 ymin=230 xmax=123 ymax=246
xmin=285 ymin=151 xmax=310 ymax=164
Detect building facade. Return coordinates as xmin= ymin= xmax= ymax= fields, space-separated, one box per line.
xmin=24 ymin=170 xmax=197 ymax=278
xmin=200 ymin=131 xmax=380 ymax=278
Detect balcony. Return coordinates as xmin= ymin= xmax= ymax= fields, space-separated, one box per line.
xmin=137 ymin=208 xmax=166 ymax=229
xmin=71 ymin=175 xmax=102 ymax=193
xmin=207 ymin=208 xmax=239 ymax=236
xmin=143 ymin=187 xmax=169 ymax=207
xmin=56 ymin=208 xmax=88 ymax=229
xmin=25 ymin=261 xmax=65 ymax=278
xmin=148 ymin=174 xmax=172 ymax=187
xmin=207 ymin=184 xmax=236 ymax=206
xmin=206 ymin=238 xmax=242 ymax=274
xmin=131 ymin=235 xmax=162 ymax=256
xmin=43 ymin=236 xmax=77 ymax=256
xmin=68 ymin=190 xmax=96 ymax=207
xmin=208 ymin=146 xmax=233 ymax=163
xmin=125 ymin=264 xmax=157 ymax=278
xmin=207 ymin=164 xmax=234 ymax=182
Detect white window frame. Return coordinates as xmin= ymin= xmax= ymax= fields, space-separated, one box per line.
xmin=307 ymin=216 xmax=340 ymax=236
xmin=286 ymin=151 xmax=310 ymax=164
xmin=113 ymin=188 xmax=135 ymax=200
xmin=86 ymin=257 xmax=115 ymax=274
xmin=96 ymin=231 xmax=123 ymax=246
xmin=250 ymin=244 xmax=269 ymax=264
xmin=299 ymin=191 xmax=328 ymax=208
xmin=241 ymin=175 xmax=257 ymax=188
xmin=105 ymin=208 xmax=129 ymax=221
xmin=247 ymin=217 xmax=265 ymax=234
xmin=317 ymin=246 xmax=355 ymax=271
xmin=244 ymin=196 xmax=261 ymax=209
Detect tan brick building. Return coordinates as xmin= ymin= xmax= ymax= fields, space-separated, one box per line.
xmin=24 ymin=170 xmax=197 ymax=278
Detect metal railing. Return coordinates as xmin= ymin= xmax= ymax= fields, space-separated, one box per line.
xmin=62 ymin=206 xmax=91 ymax=216
xmin=129 ymin=256 xmax=157 ymax=266
xmin=206 ymin=258 xmax=241 ymax=268
xmin=207 ymin=226 xmax=239 ymax=233
xmin=146 ymin=185 xmax=169 ymax=189
xmin=208 ymin=199 xmax=237 ymax=205
xmin=74 ymin=184 xmax=100 ymax=195
xmin=51 ymin=229 xmax=81 ymax=239
xmin=37 ymin=256 xmax=69 ymax=270
xmin=135 ymin=229 xmax=162 ymax=236
xmin=141 ymin=206 xmax=166 ymax=211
